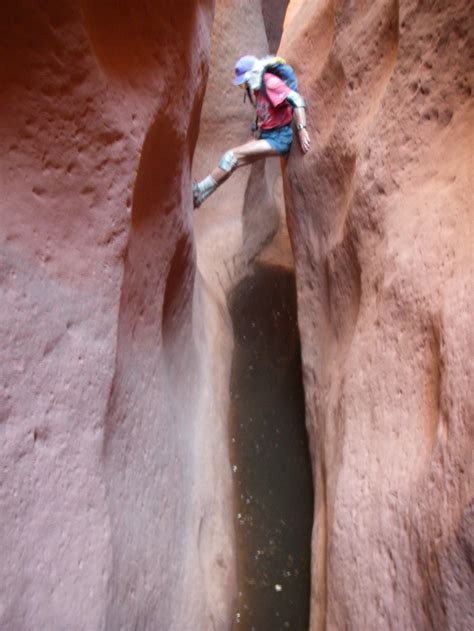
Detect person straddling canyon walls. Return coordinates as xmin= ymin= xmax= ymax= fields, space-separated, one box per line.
xmin=192 ymin=54 xmax=310 ymax=208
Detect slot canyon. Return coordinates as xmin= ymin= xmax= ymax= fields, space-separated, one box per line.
xmin=0 ymin=1 xmax=472 ymax=630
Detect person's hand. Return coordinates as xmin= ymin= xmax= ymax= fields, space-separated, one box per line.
xmin=298 ymin=128 xmax=311 ymax=153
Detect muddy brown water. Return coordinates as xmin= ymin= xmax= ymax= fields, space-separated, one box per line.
xmin=229 ymin=264 xmax=314 ymax=631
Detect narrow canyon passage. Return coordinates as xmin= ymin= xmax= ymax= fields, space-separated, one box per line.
xmin=229 ymin=264 xmax=314 ymax=630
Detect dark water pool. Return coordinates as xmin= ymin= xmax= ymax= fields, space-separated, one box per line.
xmin=228 ymin=264 xmax=314 ymax=631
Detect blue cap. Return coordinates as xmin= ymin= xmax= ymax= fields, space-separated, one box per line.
xmin=233 ymin=55 xmax=258 ymax=85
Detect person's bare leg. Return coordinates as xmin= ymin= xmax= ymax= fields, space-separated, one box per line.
xmin=193 ymin=139 xmax=279 ymax=208
xmin=211 ymin=139 xmax=279 ymax=182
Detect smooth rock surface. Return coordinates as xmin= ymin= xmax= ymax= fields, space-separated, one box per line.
xmin=193 ymin=0 xmax=283 ymax=293
xmin=0 ymin=2 xmax=235 ymax=629
xmin=3 ymin=1 xmax=472 ymax=629
xmin=280 ymin=1 xmax=473 ymax=629
xmin=261 ymin=0 xmax=290 ymax=54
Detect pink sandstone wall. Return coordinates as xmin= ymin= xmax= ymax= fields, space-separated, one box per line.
xmin=280 ymin=0 xmax=473 ymax=629
xmin=2 ymin=0 xmax=472 ymax=629
xmin=0 ymin=1 xmax=235 ymax=629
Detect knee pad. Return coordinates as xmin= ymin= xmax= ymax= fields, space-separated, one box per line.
xmin=218 ymin=150 xmax=238 ymax=173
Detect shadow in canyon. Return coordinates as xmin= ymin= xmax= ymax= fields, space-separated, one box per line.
xmin=229 ymin=264 xmax=313 ymax=630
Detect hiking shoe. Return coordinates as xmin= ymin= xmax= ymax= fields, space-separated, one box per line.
xmin=192 ymin=176 xmax=217 ymax=209
xmin=192 ymin=180 xmax=202 ymax=209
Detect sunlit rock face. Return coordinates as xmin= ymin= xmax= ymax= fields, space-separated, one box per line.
xmin=0 ymin=2 xmax=235 ymax=629
xmin=280 ymin=1 xmax=473 ymax=629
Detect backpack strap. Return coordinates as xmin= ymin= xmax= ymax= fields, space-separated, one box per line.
xmin=243 ymin=85 xmax=258 ymax=131
xmin=245 ymin=84 xmax=256 ymax=108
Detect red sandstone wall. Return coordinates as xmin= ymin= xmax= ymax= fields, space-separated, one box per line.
xmin=281 ymin=1 xmax=473 ymax=629
xmin=3 ymin=1 xmax=471 ymax=629
xmin=0 ymin=2 xmax=235 ymax=629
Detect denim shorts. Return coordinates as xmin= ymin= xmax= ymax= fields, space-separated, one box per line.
xmin=260 ymin=124 xmax=293 ymax=156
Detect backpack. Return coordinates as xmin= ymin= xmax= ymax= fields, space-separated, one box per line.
xmin=262 ymin=56 xmax=298 ymax=92
xmin=245 ymin=56 xmax=298 ymax=108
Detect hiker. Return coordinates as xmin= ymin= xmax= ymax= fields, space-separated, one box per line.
xmin=193 ymin=55 xmax=310 ymax=208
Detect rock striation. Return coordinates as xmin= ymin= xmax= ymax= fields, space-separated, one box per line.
xmin=280 ymin=0 xmax=473 ymax=629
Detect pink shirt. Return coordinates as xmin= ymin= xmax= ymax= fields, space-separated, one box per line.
xmin=255 ymin=73 xmax=293 ymax=130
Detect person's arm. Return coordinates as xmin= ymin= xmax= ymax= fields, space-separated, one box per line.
xmin=287 ymin=90 xmax=311 ymax=154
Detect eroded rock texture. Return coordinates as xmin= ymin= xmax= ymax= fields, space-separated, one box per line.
xmin=2 ymin=0 xmax=472 ymax=629
xmin=280 ymin=1 xmax=473 ymax=629
xmin=0 ymin=2 xmax=235 ymax=630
